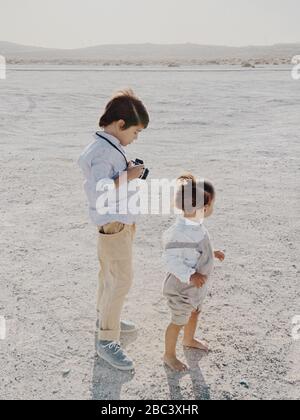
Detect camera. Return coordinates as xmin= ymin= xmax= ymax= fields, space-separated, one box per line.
xmin=131 ymin=158 xmax=149 ymax=180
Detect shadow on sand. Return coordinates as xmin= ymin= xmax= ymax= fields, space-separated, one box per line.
xmin=91 ymin=331 xmax=138 ymax=400
xmin=164 ymin=348 xmax=211 ymax=400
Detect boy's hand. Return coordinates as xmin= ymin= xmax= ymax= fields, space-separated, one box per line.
xmin=190 ymin=273 xmax=207 ymax=288
xmin=127 ymin=164 xmax=145 ymax=181
xmin=214 ymin=250 xmax=225 ymax=261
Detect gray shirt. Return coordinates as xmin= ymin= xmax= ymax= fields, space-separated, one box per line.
xmin=163 ymin=216 xmax=215 ymax=284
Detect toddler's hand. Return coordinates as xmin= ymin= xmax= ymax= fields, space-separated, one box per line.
xmin=214 ymin=250 xmax=225 ymax=261
xmin=190 ymin=273 xmax=207 ymax=288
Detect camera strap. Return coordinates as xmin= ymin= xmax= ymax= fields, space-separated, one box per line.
xmin=95 ymin=132 xmax=129 ymax=168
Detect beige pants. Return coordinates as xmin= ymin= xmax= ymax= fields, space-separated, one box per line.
xmin=97 ymin=222 xmax=136 ymax=341
xmin=163 ymin=273 xmax=208 ymax=326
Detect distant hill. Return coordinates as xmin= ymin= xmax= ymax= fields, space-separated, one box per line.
xmin=1 ymin=41 xmax=299 ymax=65
xmin=0 ymin=41 xmax=52 ymax=54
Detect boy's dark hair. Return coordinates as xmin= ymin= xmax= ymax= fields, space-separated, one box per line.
xmin=99 ymin=89 xmax=149 ymax=130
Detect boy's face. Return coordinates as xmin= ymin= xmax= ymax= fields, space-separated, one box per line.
xmin=117 ymin=120 xmax=144 ymax=146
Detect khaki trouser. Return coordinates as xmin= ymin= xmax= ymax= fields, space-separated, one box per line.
xmin=97 ymin=222 xmax=136 ymax=341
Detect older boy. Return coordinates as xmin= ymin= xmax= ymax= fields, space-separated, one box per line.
xmin=78 ymin=90 xmax=149 ymax=370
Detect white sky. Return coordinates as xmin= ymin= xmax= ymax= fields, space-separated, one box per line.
xmin=0 ymin=0 xmax=300 ymax=49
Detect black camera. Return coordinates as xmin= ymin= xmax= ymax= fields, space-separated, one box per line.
xmin=132 ymin=158 xmax=149 ymax=180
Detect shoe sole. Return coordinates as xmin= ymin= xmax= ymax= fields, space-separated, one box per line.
xmin=97 ymin=350 xmax=134 ymax=371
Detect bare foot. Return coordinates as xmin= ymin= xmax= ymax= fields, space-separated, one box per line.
xmin=163 ymin=355 xmax=188 ymax=372
xmin=183 ymin=339 xmax=209 ymax=352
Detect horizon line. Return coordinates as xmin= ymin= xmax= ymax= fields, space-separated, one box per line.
xmin=1 ymin=40 xmax=300 ymax=52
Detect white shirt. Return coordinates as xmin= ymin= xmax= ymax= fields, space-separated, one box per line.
xmin=78 ymin=132 xmax=140 ymax=226
xmin=163 ymin=215 xmax=214 ymax=284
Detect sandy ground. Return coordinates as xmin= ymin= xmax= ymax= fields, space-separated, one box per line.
xmin=0 ymin=66 xmax=299 ymax=400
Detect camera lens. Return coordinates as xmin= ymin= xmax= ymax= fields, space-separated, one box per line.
xmin=141 ymin=168 xmax=149 ymax=180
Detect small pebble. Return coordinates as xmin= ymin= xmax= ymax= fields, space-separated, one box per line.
xmin=62 ymin=369 xmax=71 ymax=377
xmin=240 ymin=380 xmax=249 ymax=389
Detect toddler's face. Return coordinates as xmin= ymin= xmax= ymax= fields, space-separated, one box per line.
xmin=204 ymin=198 xmax=215 ymax=218
xmin=189 ymin=198 xmax=215 ymax=221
